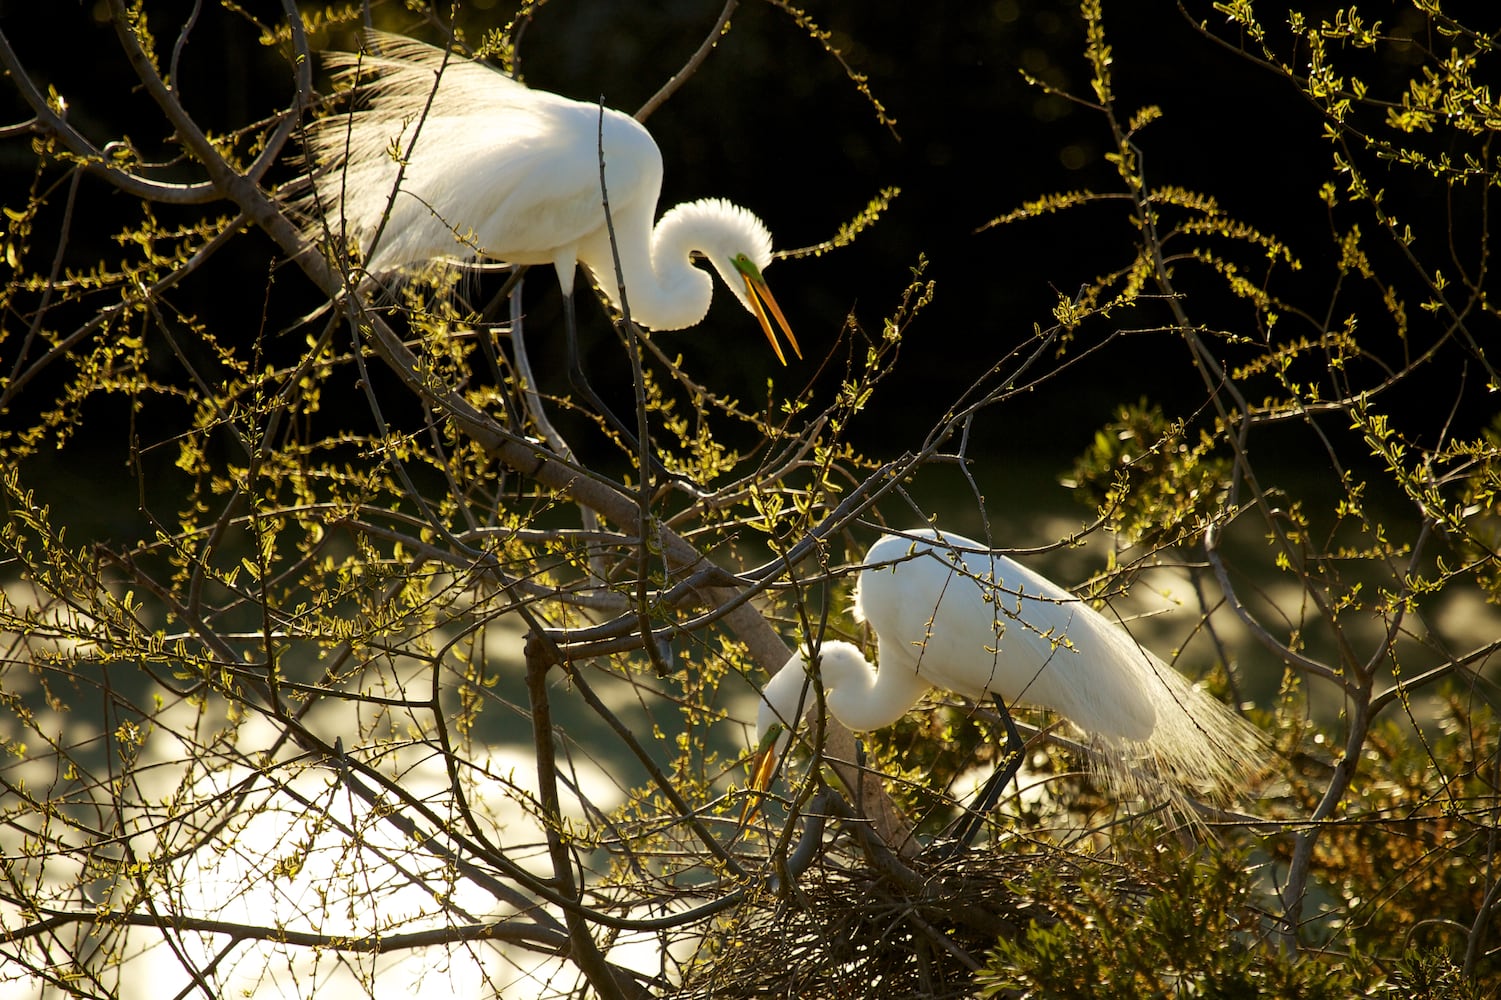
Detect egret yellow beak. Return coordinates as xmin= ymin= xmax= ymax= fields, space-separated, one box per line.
xmin=739 ymin=725 xmax=783 ymax=826
xmin=749 ymin=744 xmax=779 ymax=793
xmin=732 ymin=254 xmax=801 ymax=366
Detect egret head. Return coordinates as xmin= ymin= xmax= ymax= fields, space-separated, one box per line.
xmin=657 ymin=198 xmax=801 ymax=365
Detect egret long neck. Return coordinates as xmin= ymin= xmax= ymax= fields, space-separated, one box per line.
xmin=760 ymin=641 xmax=934 ymax=745
xmin=579 ymin=201 xmax=713 ymax=332
xmin=823 ymin=638 xmax=933 ymax=733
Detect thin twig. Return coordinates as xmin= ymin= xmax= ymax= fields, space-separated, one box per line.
xmin=635 ymin=0 xmax=738 ymax=121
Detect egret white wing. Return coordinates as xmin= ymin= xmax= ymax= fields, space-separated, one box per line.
xmin=856 ymin=530 xmax=1160 ymax=740
xmin=303 ymin=32 xmax=662 ymax=275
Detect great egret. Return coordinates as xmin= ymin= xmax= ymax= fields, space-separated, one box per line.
xmin=297 ymin=31 xmax=800 ymax=365
xmin=753 ymin=529 xmax=1265 ymax=836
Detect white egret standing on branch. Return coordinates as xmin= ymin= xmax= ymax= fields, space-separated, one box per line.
xmin=296 ymin=32 xmax=800 ymax=437
xmin=753 ymin=529 xmax=1265 ymax=842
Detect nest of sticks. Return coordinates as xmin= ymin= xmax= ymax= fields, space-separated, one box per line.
xmin=673 ymin=817 xmax=1063 ymax=999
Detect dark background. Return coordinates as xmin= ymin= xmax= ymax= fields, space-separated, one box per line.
xmin=0 ymin=1 xmax=1488 ymax=519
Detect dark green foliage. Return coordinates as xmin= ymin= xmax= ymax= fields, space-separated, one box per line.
xmin=978 ymin=851 xmax=1371 ymax=998
xmin=1068 ymin=399 xmax=1231 ymax=548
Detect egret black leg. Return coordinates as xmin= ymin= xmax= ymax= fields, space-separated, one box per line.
xmin=479 ymin=264 xmax=529 ymax=327
xmin=480 ymin=274 xmax=525 ymax=433
xmin=481 ymin=273 xmax=622 ymax=445
xmin=560 ymin=291 xmax=642 ymax=452
xmin=558 ymin=292 xmax=702 ymax=493
xmin=947 ymin=693 xmax=1025 ymax=852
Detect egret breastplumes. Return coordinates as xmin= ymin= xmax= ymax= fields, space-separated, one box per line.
xmin=297 ymin=31 xmax=799 ymax=363
xmin=755 ymin=529 xmax=1265 ymax=813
